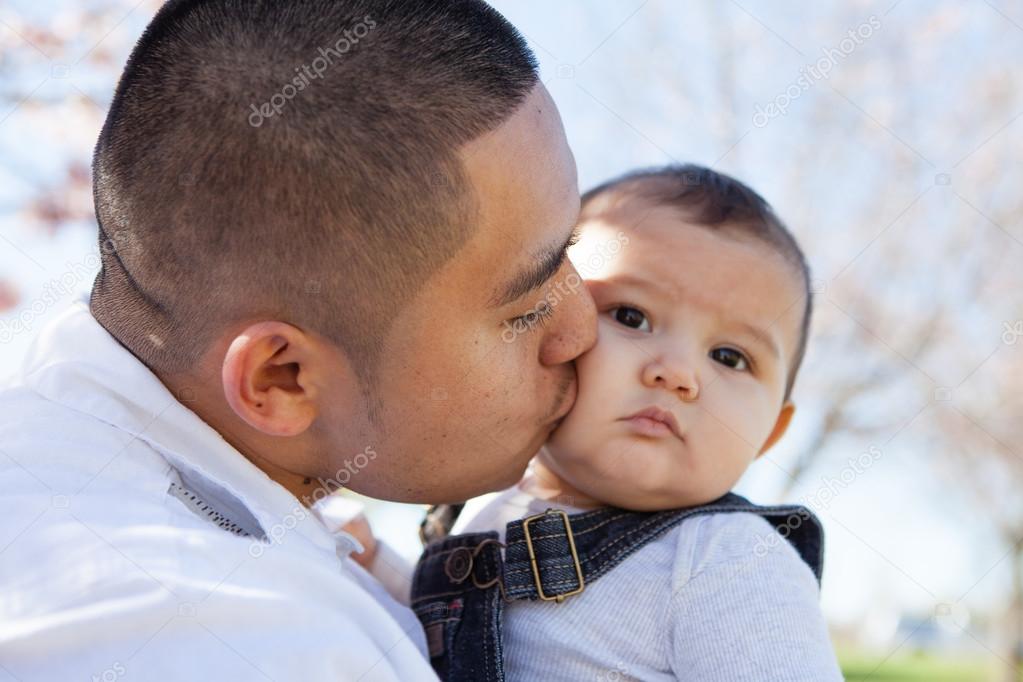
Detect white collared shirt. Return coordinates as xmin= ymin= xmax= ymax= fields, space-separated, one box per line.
xmin=0 ymin=296 xmax=435 ymax=682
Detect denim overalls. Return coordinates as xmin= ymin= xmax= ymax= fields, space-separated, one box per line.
xmin=410 ymin=492 xmax=824 ymax=682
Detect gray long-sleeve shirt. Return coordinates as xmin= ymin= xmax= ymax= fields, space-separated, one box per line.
xmin=454 ymin=485 xmax=844 ymax=681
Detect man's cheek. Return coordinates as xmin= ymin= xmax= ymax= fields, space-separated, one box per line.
xmin=484 ymin=332 xmax=539 ymax=380
xmin=418 ymin=335 xmax=492 ymax=393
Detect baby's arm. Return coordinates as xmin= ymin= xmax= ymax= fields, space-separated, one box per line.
xmin=340 ymin=514 xmax=418 ymax=606
xmin=668 ymin=512 xmax=843 ymax=681
xmin=314 ymin=495 xmax=418 ymax=606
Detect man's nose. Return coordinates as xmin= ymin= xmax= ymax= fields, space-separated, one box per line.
xmin=538 ymin=262 xmax=597 ymax=367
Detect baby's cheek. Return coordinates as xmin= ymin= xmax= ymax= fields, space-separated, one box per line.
xmin=579 ymin=324 xmax=635 ymax=379
xmin=575 ymin=326 xmax=611 ymax=370
xmin=702 ymin=393 xmax=763 ymax=459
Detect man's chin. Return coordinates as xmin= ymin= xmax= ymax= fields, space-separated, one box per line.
xmin=372 ymin=430 xmax=549 ymax=505
xmin=445 ymin=449 xmax=536 ymax=503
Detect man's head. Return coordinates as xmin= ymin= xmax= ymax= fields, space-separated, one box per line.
xmin=91 ymin=0 xmax=596 ymax=503
xmin=540 ymin=165 xmax=812 ymax=510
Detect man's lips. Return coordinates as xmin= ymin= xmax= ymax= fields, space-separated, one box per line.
xmin=620 ymin=406 xmax=683 ymax=441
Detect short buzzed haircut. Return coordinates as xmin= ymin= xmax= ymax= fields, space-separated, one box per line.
xmin=580 ymin=164 xmax=813 ymax=400
xmin=90 ymin=0 xmax=538 ymax=381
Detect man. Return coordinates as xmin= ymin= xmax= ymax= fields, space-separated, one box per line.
xmin=0 ymin=0 xmax=596 ymax=679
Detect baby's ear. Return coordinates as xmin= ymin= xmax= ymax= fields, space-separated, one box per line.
xmin=757 ymin=401 xmax=796 ymax=458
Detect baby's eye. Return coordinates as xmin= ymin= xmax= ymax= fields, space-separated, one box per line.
xmin=710 ymin=347 xmax=750 ymax=372
xmin=610 ymin=306 xmax=650 ymax=332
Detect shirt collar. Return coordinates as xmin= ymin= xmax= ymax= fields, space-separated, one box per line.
xmin=22 ymin=293 xmax=340 ymax=555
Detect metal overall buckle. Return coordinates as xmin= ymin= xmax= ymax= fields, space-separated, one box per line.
xmin=522 ymin=509 xmax=585 ymax=602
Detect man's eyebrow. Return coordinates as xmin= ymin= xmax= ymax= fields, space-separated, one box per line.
xmin=489 ymin=227 xmax=580 ymax=309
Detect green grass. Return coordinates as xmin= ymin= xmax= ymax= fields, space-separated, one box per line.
xmin=839 ymin=650 xmax=993 ymax=681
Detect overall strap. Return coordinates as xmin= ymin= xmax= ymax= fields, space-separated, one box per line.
xmin=411 ymin=531 xmax=508 ymax=682
xmin=501 ymin=492 xmax=824 ymax=603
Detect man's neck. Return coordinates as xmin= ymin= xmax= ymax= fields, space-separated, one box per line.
xmin=248 ymin=454 xmax=333 ymax=506
xmin=159 ymin=369 xmax=328 ymax=508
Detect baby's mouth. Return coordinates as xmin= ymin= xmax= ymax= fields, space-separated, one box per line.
xmin=620 ymin=406 xmax=684 ymax=441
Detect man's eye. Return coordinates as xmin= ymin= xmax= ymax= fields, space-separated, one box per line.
xmin=512 ymin=302 xmax=555 ymax=332
xmin=610 ymin=306 xmax=650 ymax=331
xmin=710 ymin=347 xmax=750 ymax=371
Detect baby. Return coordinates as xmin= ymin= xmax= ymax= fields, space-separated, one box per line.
xmin=409 ymin=164 xmax=843 ymax=681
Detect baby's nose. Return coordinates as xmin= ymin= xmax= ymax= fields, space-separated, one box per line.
xmin=642 ymin=360 xmax=699 ymax=401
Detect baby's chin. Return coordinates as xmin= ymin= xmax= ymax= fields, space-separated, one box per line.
xmin=589 ymin=480 xmax=724 ymax=512
xmin=542 ymin=439 xmax=734 ymax=512
xmin=536 ymin=447 xmax=651 ymax=511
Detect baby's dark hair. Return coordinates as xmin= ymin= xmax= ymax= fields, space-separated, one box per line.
xmin=580 ymin=164 xmax=812 ymax=401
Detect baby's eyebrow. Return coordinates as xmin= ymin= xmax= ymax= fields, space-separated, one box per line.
xmin=606 ymin=272 xmax=666 ymax=298
xmin=736 ymin=321 xmax=780 ymax=360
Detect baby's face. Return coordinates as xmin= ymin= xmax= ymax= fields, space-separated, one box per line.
xmin=540 ymin=201 xmax=805 ymax=510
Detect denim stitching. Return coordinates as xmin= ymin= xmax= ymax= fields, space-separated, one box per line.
xmin=482 ymin=545 xmax=502 ymax=682
xmin=503 ymin=511 xmax=689 ymax=595
xmin=583 ymin=505 xmax=820 ymax=584
xmin=583 ymin=504 xmax=790 ymax=563
xmin=411 ymin=589 xmax=472 ymax=604
xmin=504 ymin=511 xmax=633 ymax=546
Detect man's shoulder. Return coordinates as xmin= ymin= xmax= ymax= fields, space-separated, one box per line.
xmin=0 ymin=381 xmax=173 ymax=500
xmin=0 ymin=491 xmax=433 ymax=681
xmin=0 ymin=434 xmax=364 ymax=627
xmin=0 ymin=382 xmax=229 ymax=585
xmin=0 ymin=380 xmax=121 ymax=444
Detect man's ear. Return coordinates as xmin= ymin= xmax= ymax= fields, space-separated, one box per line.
xmin=221 ymin=321 xmax=320 ymax=437
xmin=757 ymin=401 xmax=796 ymax=458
